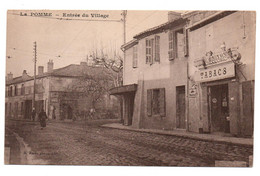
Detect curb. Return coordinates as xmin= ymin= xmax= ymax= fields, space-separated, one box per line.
xmin=101 ymin=124 xmax=253 ymax=147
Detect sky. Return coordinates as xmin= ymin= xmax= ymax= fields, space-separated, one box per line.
xmin=5 ymin=10 xmax=175 ymax=77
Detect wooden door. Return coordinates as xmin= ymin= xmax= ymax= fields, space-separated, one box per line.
xmin=176 ymin=86 xmax=186 ymax=129
xmin=209 ymin=84 xmax=229 ymax=133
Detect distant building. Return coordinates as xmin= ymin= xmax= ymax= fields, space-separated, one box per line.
xmin=5 ymin=60 xmax=119 ymax=120
xmin=111 ymin=11 xmax=255 ymax=137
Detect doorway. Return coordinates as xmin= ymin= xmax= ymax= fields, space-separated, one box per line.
xmin=124 ymin=93 xmax=135 ymax=126
xmin=24 ymin=100 xmax=32 ymax=119
xmin=176 ymin=86 xmax=186 ymax=129
xmin=208 ymin=84 xmax=230 ymax=133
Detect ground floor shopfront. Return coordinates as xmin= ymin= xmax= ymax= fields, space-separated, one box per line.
xmin=188 ymin=61 xmax=254 ymax=137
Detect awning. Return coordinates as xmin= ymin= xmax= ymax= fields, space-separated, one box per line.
xmin=109 ymin=84 xmax=137 ymax=95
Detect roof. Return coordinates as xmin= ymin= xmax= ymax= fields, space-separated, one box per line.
xmin=133 ymin=17 xmax=187 ymax=39
xmin=121 ymin=39 xmax=138 ymax=51
xmin=121 ymin=17 xmax=187 ymax=50
xmin=6 ymin=63 xmax=107 ymax=86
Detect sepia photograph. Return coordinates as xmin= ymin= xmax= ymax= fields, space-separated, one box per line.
xmin=3 ymin=8 xmax=256 ymax=169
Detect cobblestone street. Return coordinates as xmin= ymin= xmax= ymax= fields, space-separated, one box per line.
xmin=5 ymin=119 xmax=253 ymax=166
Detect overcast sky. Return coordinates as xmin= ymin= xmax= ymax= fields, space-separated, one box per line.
xmin=5 ymin=10 xmax=181 ymax=77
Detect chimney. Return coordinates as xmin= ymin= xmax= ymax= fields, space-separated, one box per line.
xmin=47 ymin=60 xmax=54 ymax=72
xmin=168 ymin=11 xmax=181 ymax=21
xmin=7 ymin=72 xmax=13 ymax=81
xmin=22 ymin=70 xmax=27 ymax=79
xmin=38 ymin=66 xmax=44 ymax=75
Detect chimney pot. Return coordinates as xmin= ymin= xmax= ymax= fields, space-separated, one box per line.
xmin=168 ymin=11 xmax=181 ymax=21
xmin=47 ymin=60 xmax=54 ymax=72
xmin=38 ymin=66 xmax=44 ymax=75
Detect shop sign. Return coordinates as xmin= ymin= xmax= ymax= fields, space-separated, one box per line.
xmin=189 ymin=84 xmax=198 ymax=96
xmin=194 ymin=62 xmax=235 ymax=82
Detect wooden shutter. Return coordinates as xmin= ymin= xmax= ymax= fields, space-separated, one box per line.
xmin=133 ymin=46 xmax=138 ymax=68
xmin=155 ymin=35 xmax=160 ymax=62
xmin=168 ymin=31 xmax=175 ymax=60
xmin=146 ymin=39 xmax=151 ymax=64
xmin=147 ymin=89 xmax=152 ymax=117
xmin=159 ymin=88 xmax=166 ymax=117
xmin=242 ymin=81 xmax=254 ymax=136
xmin=183 ymin=27 xmax=189 ymax=57
xmin=150 ymin=38 xmax=154 ymax=64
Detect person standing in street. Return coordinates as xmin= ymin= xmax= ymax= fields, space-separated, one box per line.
xmin=38 ymin=108 xmax=47 ymax=129
xmin=31 ymin=108 xmax=36 ymax=121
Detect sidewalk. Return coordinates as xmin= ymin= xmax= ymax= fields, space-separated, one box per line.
xmin=102 ymin=123 xmax=253 ymax=147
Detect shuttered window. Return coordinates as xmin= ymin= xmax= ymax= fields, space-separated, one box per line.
xmin=169 ymin=28 xmax=188 ymax=60
xmin=159 ymin=88 xmax=166 ymax=117
xmin=146 ymin=35 xmax=160 ymax=64
xmin=146 ymin=39 xmax=152 ymax=64
xmin=147 ymin=88 xmax=166 ymax=117
xmin=133 ymin=45 xmax=138 ymax=68
xmin=169 ymin=30 xmax=175 ymax=60
xmin=147 ymin=89 xmax=152 ymax=116
xmin=183 ymin=27 xmax=189 ymax=56
xmin=154 ymin=35 xmax=160 ymax=62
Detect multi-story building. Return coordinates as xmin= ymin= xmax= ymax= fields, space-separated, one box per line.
xmin=111 ymin=12 xmax=189 ymax=130
xmin=5 ymin=60 xmax=119 ymax=120
xmin=186 ymin=11 xmax=255 ymax=137
xmin=111 ymin=11 xmax=255 ymax=137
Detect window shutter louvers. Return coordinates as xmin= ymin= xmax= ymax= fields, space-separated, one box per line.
xmin=159 ymin=88 xmax=166 ymax=117
xmin=169 ymin=31 xmax=175 ymax=60
xmin=155 ymin=35 xmax=160 ymax=62
xmin=147 ymin=89 xmax=152 ymax=117
xmin=183 ymin=27 xmax=189 ymax=57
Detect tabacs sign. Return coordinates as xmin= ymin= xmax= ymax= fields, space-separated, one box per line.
xmin=194 ymin=61 xmax=235 ymax=82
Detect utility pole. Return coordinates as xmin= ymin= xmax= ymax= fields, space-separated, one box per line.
xmin=122 ymin=10 xmax=127 ymax=45
xmin=32 ymin=41 xmax=37 ymax=118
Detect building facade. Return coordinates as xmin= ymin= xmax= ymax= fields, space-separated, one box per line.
xmin=186 ymin=11 xmax=255 ymax=137
xmin=6 ymin=60 xmax=119 ymax=121
xmin=111 ymin=11 xmax=255 ymax=137
xmin=111 ymin=12 xmax=189 ymax=130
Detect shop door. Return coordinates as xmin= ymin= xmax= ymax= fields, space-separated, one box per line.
xmin=209 ymin=84 xmax=229 ymax=133
xmin=176 ymin=86 xmax=186 ymax=129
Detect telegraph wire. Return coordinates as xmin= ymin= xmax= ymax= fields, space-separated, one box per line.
xmin=7 ymin=11 xmax=160 ymax=59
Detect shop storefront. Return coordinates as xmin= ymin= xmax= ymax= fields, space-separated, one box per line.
xmin=190 ymin=49 xmax=254 ymax=137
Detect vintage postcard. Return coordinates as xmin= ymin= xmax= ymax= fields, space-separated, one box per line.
xmin=4 ymin=10 xmax=255 ymax=167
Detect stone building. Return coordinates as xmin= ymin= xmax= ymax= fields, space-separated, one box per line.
xmin=5 ymin=60 xmax=119 ymax=120
xmin=111 ymin=11 xmax=255 ymax=137
xmin=111 ymin=12 xmax=189 ymax=130
xmin=185 ymin=11 xmax=255 ymax=137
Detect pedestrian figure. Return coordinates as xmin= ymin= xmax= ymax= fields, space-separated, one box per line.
xmin=38 ymin=108 xmax=47 ymax=129
xmin=31 ymin=108 xmax=36 ymax=121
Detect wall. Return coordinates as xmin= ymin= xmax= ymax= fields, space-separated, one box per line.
xmin=187 ymin=11 xmax=256 ymax=134
xmin=125 ymin=27 xmax=188 ymax=130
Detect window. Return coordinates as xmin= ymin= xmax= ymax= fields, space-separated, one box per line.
xmin=14 ymin=85 xmax=17 ymax=96
xmin=146 ymin=35 xmax=160 ymax=64
xmin=146 ymin=39 xmax=152 ymax=64
xmin=9 ymin=86 xmax=13 ymax=97
xmin=133 ymin=45 xmax=138 ymax=68
xmin=169 ymin=27 xmax=188 ymax=60
xmin=147 ymin=88 xmax=166 ymax=117
xmin=175 ymin=29 xmax=184 ymax=58
xmin=168 ymin=30 xmax=175 ymax=60
xmin=21 ymin=102 xmax=24 ymax=115
xmin=21 ymin=84 xmax=25 ymax=95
